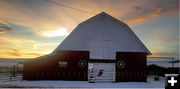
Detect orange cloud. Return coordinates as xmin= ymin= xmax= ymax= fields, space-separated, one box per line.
xmin=0 ymin=35 xmax=38 ymax=49
xmin=147 ymin=58 xmax=164 ymax=61
xmin=0 ymin=49 xmax=45 ymax=58
xmin=6 ymin=50 xmax=42 ymax=57
xmin=0 ymin=42 xmax=5 ymax=46
xmin=0 ymin=30 xmax=5 ymax=34
xmin=0 ymin=35 xmax=59 ymax=58
xmin=0 ymin=19 xmax=13 ymax=31
xmin=10 ymin=52 xmax=21 ymax=56
xmin=24 ymin=53 xmax=42 ymax=56
xmin=0 ymin=26 xmax=13 ymax=31
xmin=152 ymin=38 xmax=179 ymax=41
xmin=0 ymin=19 xmax=8 ymax=25
xmin=124 ymin=2 xmax=178 ymax=26
xmin=0 ymin=0 xmax=77 ymax=38
xmin=152 ymin=4 xmax=179 ymax=18
xmin=0 ymin=0 xmax=178 ymax=34
xmin=148 ymin=52 xmax=179 ymax=58
xmin=8 ymin=51 xmax=22 ymax=57
xmin=124 ymin=17 xmax=145 ymax=25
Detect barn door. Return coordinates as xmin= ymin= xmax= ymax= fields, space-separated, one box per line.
xmin=88 ymin=63 xmax=115 ymax=82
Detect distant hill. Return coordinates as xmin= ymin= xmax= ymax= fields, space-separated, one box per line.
xmin=168 ymin=59 xmax=180 ymax=63
xmin=147 ymin=61 xmax=179 ymax=68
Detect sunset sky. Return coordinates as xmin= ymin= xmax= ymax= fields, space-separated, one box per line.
xmin=0 ymin=0 xmax=179 ymax=59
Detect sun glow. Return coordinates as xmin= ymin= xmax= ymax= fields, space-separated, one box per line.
xmin=42 ymin=27 xmax=68 ymax=37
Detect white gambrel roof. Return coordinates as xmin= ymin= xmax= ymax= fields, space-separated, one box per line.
xmin=54 ymin=12 xmax=151 ymax=60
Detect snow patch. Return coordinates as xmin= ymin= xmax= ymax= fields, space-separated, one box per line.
xmin=0 ymin=76 xmax=165 ymax=88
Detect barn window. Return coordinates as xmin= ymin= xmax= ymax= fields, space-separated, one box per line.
xmin=59 ymin=61 xmax=67 ymax=67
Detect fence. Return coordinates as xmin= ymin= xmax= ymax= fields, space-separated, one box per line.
xmin=0 ymin=64 xmax=23 ymax=82
xmin=0 ymin=73 xmax=22 ymax=82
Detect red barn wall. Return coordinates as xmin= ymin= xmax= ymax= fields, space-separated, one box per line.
xmin=116 ymin=52 xmax=147 ymax=82
xmin=23 ymin=51 xmax=89 ymax=80
xmin=23 ymin=51 xmax=147 ymax=82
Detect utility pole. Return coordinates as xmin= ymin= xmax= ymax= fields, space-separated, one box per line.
xmin=172 ymin=58 xmax=174 ymax=68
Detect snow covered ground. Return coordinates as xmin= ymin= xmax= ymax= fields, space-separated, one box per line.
xmin=0 ymin=76 xmax=164 ymax=88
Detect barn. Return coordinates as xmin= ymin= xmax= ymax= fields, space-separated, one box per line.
xmin=23 ymin=12 xmax=151 ymax=82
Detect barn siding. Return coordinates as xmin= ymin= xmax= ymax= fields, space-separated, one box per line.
xmin=116 ymin=52 xmax=147 ymax=82
xmin=23 ymin=51 xmax=147 ymax=82
xmin=23 ymin=51 xmax=89 ymax=81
